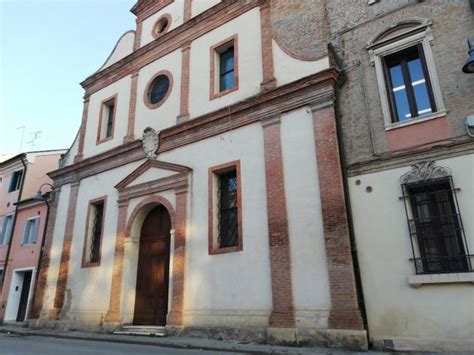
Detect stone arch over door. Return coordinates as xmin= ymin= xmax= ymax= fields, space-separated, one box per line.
xmin=104 ymin=164 xmax=189 ymax=328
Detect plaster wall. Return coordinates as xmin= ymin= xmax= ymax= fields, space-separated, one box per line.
xmin=65 ymin=161 xmax=142 ymax=318
xmin=188 ymin=8 xmax=263 ymax=118
xmin=42 ymin=184 xmax=71 ymax=314
xmin=273 ymin=42 xmax=329 ymax=87
xmin=348 ymin=154 xmax=474 ymax=342
xmin=158 ymin=122 xmax=272 ymax=326
xmin=280 ymin=108 xmax=331 ymax=328
xmin=22 ymin=153 xmax=62 ymax=200
xmin=100 ymin=31 xmax=135 ymax=71
xmin=135 ymin=49 xmax=182 ymax=133
xmin=192 ymin=0 xmax=221 ymax=18
xmin=83 ymin=76 xmax=132 ymax=159
xmin=140 ymin=0 xmax=185 ymax=48
xmin=0 ymin=203 xmax=46 ymax=320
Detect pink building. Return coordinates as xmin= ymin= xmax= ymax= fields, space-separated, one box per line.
xmin=0 ymin=150 xmax=64 ymax=323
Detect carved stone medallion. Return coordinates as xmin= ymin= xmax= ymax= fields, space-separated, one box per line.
xmin=142 ymin=127 xmax=159 ymax=159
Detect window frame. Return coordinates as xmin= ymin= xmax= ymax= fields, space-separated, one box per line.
xmin=368 ymin=23 xmax=446 ymax=129
xmin=151 ymin=13 xmax=172 ymax=39
xmin=8 ymin=169 xmax=24 ymax=193
xmin=209 ymin=34 xmax=239 ymax=100
xmin=0 ymin=213 xmax=15 ymax=245
xmin=81 ymin=196 xmax=107 ymax=268
xmin=208 ymin=160 xmax=243 ymax=255
xmin=96 ymin=94 xmax=117 ymax=145
xmin=21 ymin=216 xmax=40 ymax=245
xmin=143 ymin=70 xmax=173 ymax=110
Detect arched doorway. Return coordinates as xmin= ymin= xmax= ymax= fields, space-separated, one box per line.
xmin=133 ymin=204 xmax=171 ymax=325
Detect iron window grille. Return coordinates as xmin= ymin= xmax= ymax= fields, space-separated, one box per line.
xmin=89 ymin=201 xmax=104 ymax=264
xmin=217 ymin=169 xmax=239 ymax=248
xmin=400 ymin=162 xmax=472 ymax=275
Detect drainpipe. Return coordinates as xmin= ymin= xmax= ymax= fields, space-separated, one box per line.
xmin=0 ymin=155 xmax=28 ymax=311
xmin=328 ymin=44 xmax=370 ymax=336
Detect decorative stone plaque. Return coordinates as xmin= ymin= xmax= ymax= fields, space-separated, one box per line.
xmin=142 ymin=127 xmax=159 ymax=159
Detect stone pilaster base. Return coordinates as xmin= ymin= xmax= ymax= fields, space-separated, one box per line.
xmin=166 ymin=325 xmax=185 ymax=336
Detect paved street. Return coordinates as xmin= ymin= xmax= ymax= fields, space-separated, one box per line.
xmin=0 ymin=333 xmax=229 ymax=355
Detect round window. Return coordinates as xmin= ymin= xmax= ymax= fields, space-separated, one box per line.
xmin=152 ymin=14 xmax=171 ymax=38
xmin=144 ymin=71 xmax=173 ymax=109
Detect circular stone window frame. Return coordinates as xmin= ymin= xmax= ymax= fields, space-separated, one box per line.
xmin=152 ymin=13 xmax=172 ymax=39
xmin=143 ymin=70 xmax=174 ymax=110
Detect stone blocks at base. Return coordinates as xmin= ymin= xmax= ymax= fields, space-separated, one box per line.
xmin=266 ymin=327 xmax=298 ymax=344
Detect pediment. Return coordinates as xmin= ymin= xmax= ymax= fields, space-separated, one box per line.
xmin=115 ymin=159 xmax=191 ymax=190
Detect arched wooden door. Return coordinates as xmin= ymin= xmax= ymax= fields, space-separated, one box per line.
xmin=133 ymin=205 xmax=171 ymax=325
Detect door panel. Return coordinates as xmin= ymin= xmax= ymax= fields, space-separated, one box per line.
xmin=16 ymin=271 xmax=32 ymax=322
xmin=133 ymin=205 xmax=171 ymax=325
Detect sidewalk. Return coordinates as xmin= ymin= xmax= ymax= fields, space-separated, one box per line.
xmin=0 ymin=325 xmax=381 ymax=354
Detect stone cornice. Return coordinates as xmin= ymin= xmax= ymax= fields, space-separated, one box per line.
xmin=347 ymin=139 xmax=474 ymax=177
xmin=81 ymin=0 xmax=265 ymax=96
xmin=49 ymin=68 xmax=338 ymax=187
xmin=131 ymin=0 xmax=173 ymax=20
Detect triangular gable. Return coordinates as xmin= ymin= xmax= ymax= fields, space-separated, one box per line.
xmin=115 ymin=159 xmax=191 ymax=190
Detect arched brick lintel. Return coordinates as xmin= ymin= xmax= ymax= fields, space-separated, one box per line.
xmin=125 ymin=194 xmax=176 ymax=237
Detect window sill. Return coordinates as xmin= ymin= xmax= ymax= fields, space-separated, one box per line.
xmin=96 ymin=137 xmax=113 ymax=145
xmin=408 ymin=272 xmax=474 ymax=288
xmin=208 ymin=245 xmax=242 ymax=255
xmin=384 ymin=110 xmax=447 ymax=131
xmin=21 ymin=242 xmax=36 ymax=247
xmin=81 ymin=261 xmax=101 ymax=268
xmin=209 ymin=85 xmax=238 ymax=101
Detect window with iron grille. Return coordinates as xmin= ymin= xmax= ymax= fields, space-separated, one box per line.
xmin=209 ymin=161 xmax=242 ymax=254
xmin=83 ymin=198 xmax=105 ymax=266
xmin=400 ymin=162 xmax=472 ymax=275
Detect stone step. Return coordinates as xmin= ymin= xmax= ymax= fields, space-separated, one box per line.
xmin=113 ymin=325 xmax=166 ymax=337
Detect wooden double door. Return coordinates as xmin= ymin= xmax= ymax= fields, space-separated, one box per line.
xmin=133 ymin=205 xmax=171 ymax=325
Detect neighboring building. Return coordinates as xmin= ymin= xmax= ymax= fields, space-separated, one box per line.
xmin=327 ymin=0 xmax=474 ymax=352
xmin=0 ymin=150 xmax=65 ymax=324
xmin=28 ymin=0 xmax=367 ymax=350
xmin=27 ymin=0 xmax=473 ymax=352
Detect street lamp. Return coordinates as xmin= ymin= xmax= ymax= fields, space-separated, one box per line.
xmin=462 ymin=39 xmax=474 ymax=74
xmin=28 ymin=182 xmax=54 ymax=321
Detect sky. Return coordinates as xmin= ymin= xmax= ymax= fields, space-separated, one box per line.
xmin=0 ymin=0 xmax=136 ymax=154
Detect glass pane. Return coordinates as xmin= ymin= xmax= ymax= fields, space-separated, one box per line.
xmin=149 ymin=75 xmax=170 ymax=104
xmin=389 ymin=64 xmax=404 ymax=88
xmin=408 ymin=58 xmax=432 ymax=116
xmin=393 ymin=89 xmax=411 ymax=121
xmin=220 ymin=71 xmax=234 ymax=91
xmin=220 ymin=47 xmax=234 ymax=74
xmin=407 ymin=58 xmax=424 ymax=82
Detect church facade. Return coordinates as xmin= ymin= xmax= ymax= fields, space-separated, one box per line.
xmin=28 ymin=0 xmax=474 ymax=352
xmin=29 ymin=0 xmax=366 ymax=350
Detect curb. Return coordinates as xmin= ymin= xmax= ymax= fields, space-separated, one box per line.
xmin=0 ymin=327 xmax=301 ymax=354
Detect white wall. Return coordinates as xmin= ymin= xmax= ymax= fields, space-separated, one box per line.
xmin=273 ymin=41 xmax=330 ymax=87
xmin=188 ymin=8 xmax=263 ymax=119
xmin=140 ymin=1 xmax=185 ymax=48
xmin=281 ymin=108 xmax=331 ymax=328
xmin=83 ymin=76 xmax=132 ymax=159
xmin=99 ymin=31 xmax=135 ymax=71
xmin=42 ymin=184 xmax=71 ymax=313
xmin=159 ymin=122 xmax=272 ymax=326
xmin=192 ymin=0 xmax=221 ymax=18
xmin=349 ymin=154 xmax=474 ymax=342
xmin=65 ymin=161 xmax=142 ymax=318
xmin=135 ymin=49 xmax=182 ymax=134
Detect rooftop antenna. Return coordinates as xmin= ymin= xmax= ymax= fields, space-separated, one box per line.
xmin=26 ymin=131 xmax=42 ymax=150
xmin=16 ymin=126 xmax=25 ymax=152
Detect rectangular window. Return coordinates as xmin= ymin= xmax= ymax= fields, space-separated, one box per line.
xmin=97 ymin=96 xmax=116 ymax=144
xmin=208 ymin=161 xmax=242 ymax=254
xmin=405 ymin=179 xmax=470 ymax=274
xmin=82 ymin=198 xmax=106 ymax=266
xmin=383 ymin=45 xmax=436 ymax=123
xmin=210 ymin=35 xmax=238 ymax=100
xmin=0 ymin=214 xmax=14 ymax=245
xmin=8 ymin=170 xmax=23 ymax=193
xmin=0 ymin=268 xmax=3 ymax=289
xmin=22 ymin=217 xmax=40 ymax=245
